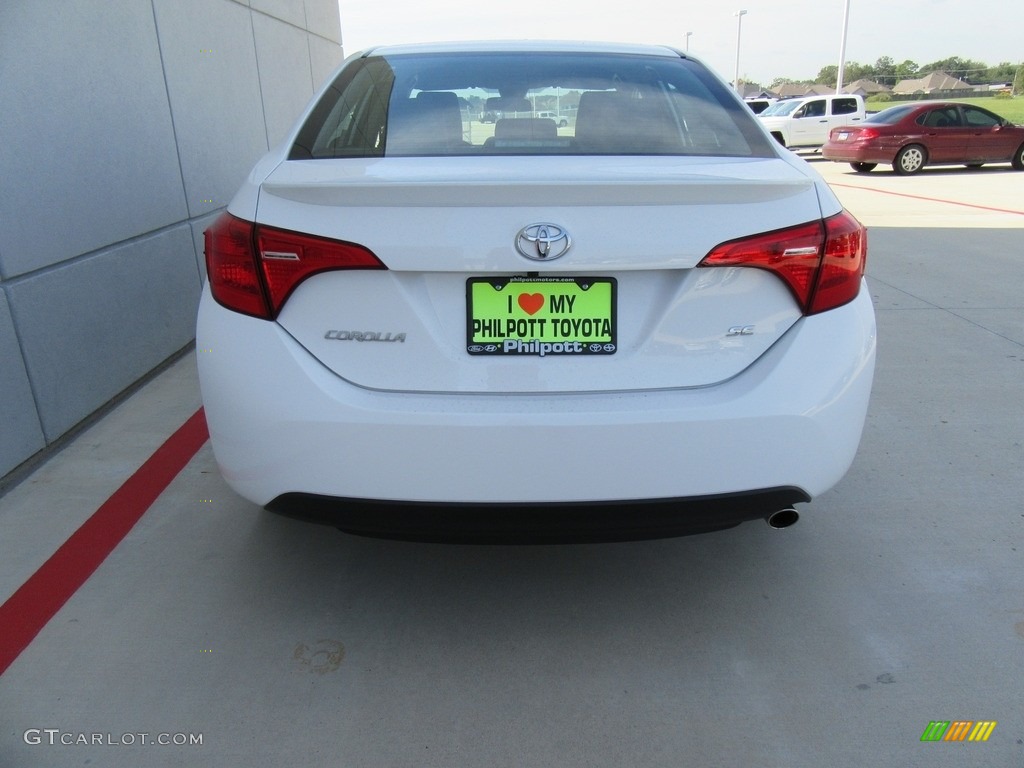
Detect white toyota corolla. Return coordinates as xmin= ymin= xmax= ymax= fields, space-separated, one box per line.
xmin=197 ymin=41 xmax=876 ymax=541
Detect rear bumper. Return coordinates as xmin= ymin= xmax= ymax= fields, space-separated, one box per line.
xmin=198 ymin=282 xmax=875 ymax=517
xmin=822 ymin=144 xmax=894 ymax=164
xmin=267 ymin=488 xmax=810 ymax=543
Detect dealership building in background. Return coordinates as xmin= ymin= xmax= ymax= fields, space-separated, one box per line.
xmin=0 ymin=0 xmax=344 ymax=482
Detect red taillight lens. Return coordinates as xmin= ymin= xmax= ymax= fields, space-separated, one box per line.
xmin=830 ymin=127 xmax=879 ymax=142
xmin=254 ymin=224 xmax=386 ymax=315
xmin=204 ymin=213 xmax=386 ymax=320
xmin=204 ymin=213 xmax=270 ymax=319
xmin=699 ymin=211 xmax=866 ymax=315
xmin=811 ymin=211 xmax=867 ymax=314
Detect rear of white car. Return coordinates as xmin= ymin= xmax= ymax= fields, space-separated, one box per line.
xmin=197 ymin=42 xmax=875 ymax=541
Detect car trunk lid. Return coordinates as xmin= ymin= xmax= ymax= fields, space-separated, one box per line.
xmin=259 ymin=155 xmax=825 ymax=394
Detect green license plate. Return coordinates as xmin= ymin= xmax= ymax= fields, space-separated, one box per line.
xmin=466 ymin=276 xmax=616 ymax=356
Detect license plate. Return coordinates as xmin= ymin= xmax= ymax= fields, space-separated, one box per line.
xmin=466 ymin=276 xmax=616 ymax=356
xmin=837 ymin=131 xmax=849 ymax=141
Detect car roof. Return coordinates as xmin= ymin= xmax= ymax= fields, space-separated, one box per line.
xmin=356 ymin=40 xmax=685 ymax=58
xmin=894 ymin=101 xmax=978 ymax=115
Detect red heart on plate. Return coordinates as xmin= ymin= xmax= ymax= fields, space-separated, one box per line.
xmin=518 ymin=293 xmax=545 ymax=315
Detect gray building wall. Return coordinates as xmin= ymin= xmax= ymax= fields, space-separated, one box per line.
xmin=0 ymin=0 xmax=344 ymax=480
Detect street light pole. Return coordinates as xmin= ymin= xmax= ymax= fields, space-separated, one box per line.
xmin=836 ymin=0 xmax=851 ymax=93
xmin=733 ymin=10 xmax=747 ymax=92
xmin=684 ymin=31 xmax=693 ymax=52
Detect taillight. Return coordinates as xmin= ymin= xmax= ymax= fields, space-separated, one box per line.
xmin=204 ymin=213 xmax=269 ymax=318
xmin=830 ymin=127 xmax=879 ymax=142
xmin=811 ymin=211 xmax=868 ymax=314
xmin=254 ymin=223 xmax=386 ymax=315
xmin=699 ymin=211 xmax=866 ymax=315
xmin=204 ymin=213 xmax=386 ymax=319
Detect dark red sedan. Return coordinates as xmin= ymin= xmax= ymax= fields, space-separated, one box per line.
xmin=822 ymin=101 xmax=1024 ymax=174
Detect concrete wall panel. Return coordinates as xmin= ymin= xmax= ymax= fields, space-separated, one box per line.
xmin=0 ymin=293 xmax=46 ymax=477
xmin=0 ymin=0 xmax=188 ymax=279
xmin=8 ymin=228 xmax=200 ymax=441
xmin=153 ymin=0 xmax=270 ymax=218
xmin=253 ymin=14 xmax=316 ymax=148
xmin=0 ymin=0 xmax=342 ymax=485
xmin=251 ymin=0 xmax=307 ymax=29
xmin=304 ymin=0 xmax=343 ymax=44
xmin=309 ymin=34 xmax=346 ymax=90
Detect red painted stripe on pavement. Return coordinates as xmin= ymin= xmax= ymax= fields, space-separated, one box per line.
xmin=830 ymin=182 xmax=1024 ymax=216
xmin=0 ymin=408 xmax=209 ymax=676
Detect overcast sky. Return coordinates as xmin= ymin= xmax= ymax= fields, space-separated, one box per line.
xmin=336 ymin=0 xmax=1021 ymax=86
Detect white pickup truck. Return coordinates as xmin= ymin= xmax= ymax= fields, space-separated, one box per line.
xmin=757 ymin=94 xmax=866 ymax=150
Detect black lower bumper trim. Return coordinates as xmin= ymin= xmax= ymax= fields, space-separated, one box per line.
xmin=264 ymin=487 xmax=811 ymax=544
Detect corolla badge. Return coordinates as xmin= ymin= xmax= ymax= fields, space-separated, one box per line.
xmin=515 ymin=223 xmax=571 ymax=261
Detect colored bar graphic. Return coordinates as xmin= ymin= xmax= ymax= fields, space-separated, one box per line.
xmin=968 ymin=721 xmax=997 ymax=742
xmin=944 ymin=721 xmax=973 ymax=741
xmin=921 ymin=720 xmax=996 ymax=743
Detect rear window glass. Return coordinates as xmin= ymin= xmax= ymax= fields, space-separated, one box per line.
xmin=917 ymin=107 xmax=961 ymax=128
xmin=290 ymin=52 xmax=774 ymax=159
xmin=864 ymin=105 xmax=917 ymax=124
xmin=962 ymin=106 xmax=1001 ymax=128
xmin=832 ymin=98 xmax=859 ymax=115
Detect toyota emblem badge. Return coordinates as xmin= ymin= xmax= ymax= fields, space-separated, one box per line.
xmin=515 ymin=223 xmax=571 ymax=261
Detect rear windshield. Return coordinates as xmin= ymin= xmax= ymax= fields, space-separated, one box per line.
xmin=290 ymin=51 xmax=775 ymax=159
xmin=864 ymin=105 xmax=917 ymax=124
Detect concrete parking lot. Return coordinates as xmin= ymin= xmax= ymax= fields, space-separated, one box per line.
xmin=1 ymin=159 xmax=1022 ymax=767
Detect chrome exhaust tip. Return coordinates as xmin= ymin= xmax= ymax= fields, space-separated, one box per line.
xmin=766 ymin=508 xmax=800 ymax=529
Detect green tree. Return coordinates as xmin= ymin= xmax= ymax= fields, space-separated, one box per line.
xmin=872 ymin=56 xmax=896 ymax=85
xmin=798 ymin=55 xmax=1024 ymax=90
xmin=844 ymin=62 xmax=875 ymax=84
xmin=984 ymin=62 xmax=1020 ymax=83
xmin=894 ymin=60 xmax=919 ymax=81
xmin=816 ymin=65 xmax=839 ymax=87
xmin=1014 ymin=64 xmax=1024 ymax=96
xmin=918 ymin=56 xmax=988 ymax=83
xmin=771 ymin=76 xmax=811 ymax=90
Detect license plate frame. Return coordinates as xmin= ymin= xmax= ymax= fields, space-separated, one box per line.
xmin=466 ymin=276 xmax=617 ymax=356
